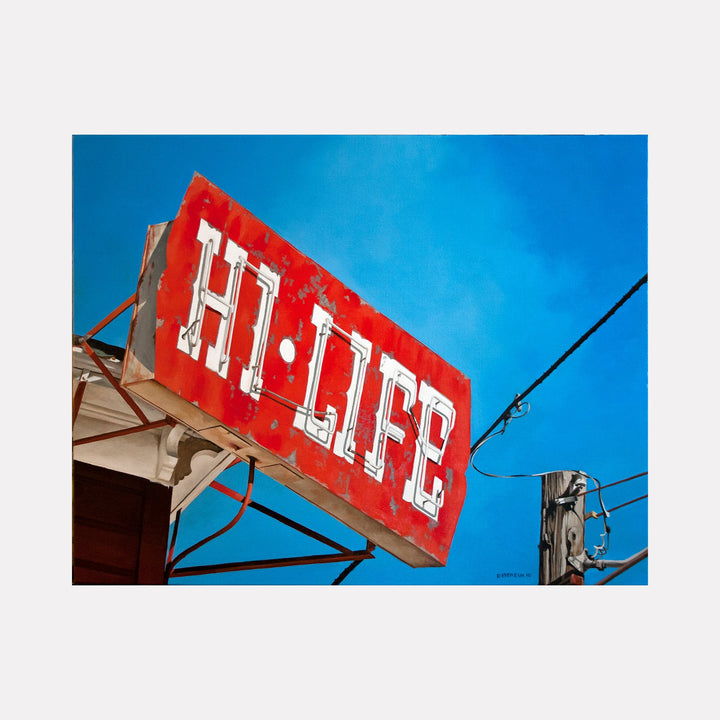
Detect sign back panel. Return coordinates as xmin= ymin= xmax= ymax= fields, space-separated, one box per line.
xmin=122 ymin=174 xmax=470 ymax=567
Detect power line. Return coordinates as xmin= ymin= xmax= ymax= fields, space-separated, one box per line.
xmin=470 ymin=273 xmax=648 ymax=455
xmin=577 ymin=471 xmax=648 ymax=497
xmin=606 ymin=494 xmax=648 ymax=514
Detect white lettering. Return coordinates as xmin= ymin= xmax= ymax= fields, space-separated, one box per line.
xmin=177 ymin=219 xmax=247 ymax=379
xmin=176 ymin=223 xmax=457 ymax=521
xmin=293 ymin=304 xmax=373 ymax=461
xmin=364 ymin=355 xmax=417 ymax=482
xmin=292 ymin=304 xmax=338 ymax=448
xmin=240 ymin=262 xmax=280 ymax=399
xmin=178 ymin=219 xmax=278 ymax=391
xmin=403 ymin=381 xmax=455 ymax=519
xmin=333 ymin=329 xmax=372 ymax=464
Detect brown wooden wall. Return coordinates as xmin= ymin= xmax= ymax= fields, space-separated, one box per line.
xmin=72 ymin=461 xmax=171 ymax=584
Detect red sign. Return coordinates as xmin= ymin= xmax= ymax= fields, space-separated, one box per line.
xmin=122 ymin=174 xmax=470 ymax=567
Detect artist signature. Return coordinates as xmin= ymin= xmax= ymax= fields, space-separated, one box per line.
xmin=496 ymin=572 xmax=532 ymax=580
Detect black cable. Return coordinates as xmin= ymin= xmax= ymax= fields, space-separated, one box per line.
xmin=470 ymin=273 xmax=648 ymax=455
xmin=470 ymin=460 xmax=613 ymax=557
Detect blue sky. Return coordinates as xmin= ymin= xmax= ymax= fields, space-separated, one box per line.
xmin=73 ymin=134 xmax=648 ymax=585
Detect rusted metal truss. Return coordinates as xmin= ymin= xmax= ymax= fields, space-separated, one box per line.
xmin=164 ymin=471 xmax=375 ymax=584
xmin=73 ymin=418 xmax=174 ymax=446
xmin=168 ymin=546 xmax=375 ymax=579
xmin=73 ymin=297 xmax=178 ymax=444
xmin=73 ymin=293 xmax=168 ymax=439
xmin=75 ymin=296 xmax=375 ymax=585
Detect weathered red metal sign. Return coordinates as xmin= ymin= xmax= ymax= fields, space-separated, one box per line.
xmin=122 ymin=173 xmax=470 ymax=567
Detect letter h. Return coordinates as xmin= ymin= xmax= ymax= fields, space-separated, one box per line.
xmin=177 ymin=218 xmax=248 ymax=379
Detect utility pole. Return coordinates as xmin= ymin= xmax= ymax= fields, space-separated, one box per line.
xmin=538 ymin=471 xmax=586 ymax=585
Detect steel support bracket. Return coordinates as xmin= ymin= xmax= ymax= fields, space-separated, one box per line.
xmin=567 ymin=550 xmax=594 ymax=573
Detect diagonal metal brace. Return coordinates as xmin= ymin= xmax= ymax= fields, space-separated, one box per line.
xmin=80 ymin=339 xmax=149 ymax=424
xmin=169 ymin=546 xmax=375 ymax=578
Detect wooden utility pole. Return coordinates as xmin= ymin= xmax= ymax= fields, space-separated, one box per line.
xmin=538 ymin=471 xmax=586 ymax=585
